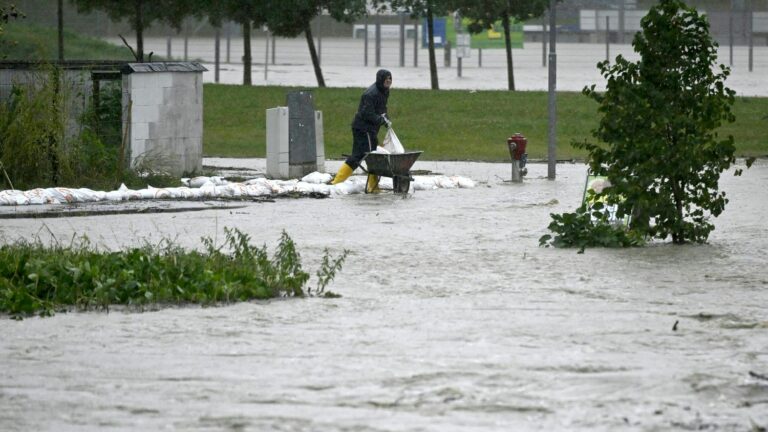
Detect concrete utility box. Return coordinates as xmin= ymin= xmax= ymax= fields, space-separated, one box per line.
xmin=266 ymin=91 xmax=325 ymax=179
xmin=121 ymin=62 xmax=206 ymax=176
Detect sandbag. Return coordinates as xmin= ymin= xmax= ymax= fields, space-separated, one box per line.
xmin=382 ymin=128 xmax=405 ymax=154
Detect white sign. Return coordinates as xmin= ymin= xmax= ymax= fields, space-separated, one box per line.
xmin=456 ymin=34 xmax=471 ymax=58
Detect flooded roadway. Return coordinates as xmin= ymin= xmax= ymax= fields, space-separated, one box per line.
xmin=1 ymin=159 xmax=767 ymax=431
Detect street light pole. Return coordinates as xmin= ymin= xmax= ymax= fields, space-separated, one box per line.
xmin=547 ymin=0 xmax=557 ymax=180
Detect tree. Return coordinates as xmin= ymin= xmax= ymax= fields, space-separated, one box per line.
xmin=1 ymin=3 xmax=23 ymax=59
xmin=542 ymin=0 xmax=747 ymax=248
xmin=388 ymin=0 xmax=455 ymax=90
xmin=70 ymin=0 xmax=191 ymax=61
xmin=266 ymin=0 xmax=366 ymax=88
xmin=456 ymin=0 xmax=552 ymax=91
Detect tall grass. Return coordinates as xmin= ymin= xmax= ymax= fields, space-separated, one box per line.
xmin=0 ymin=228 xmax=349 ymax=319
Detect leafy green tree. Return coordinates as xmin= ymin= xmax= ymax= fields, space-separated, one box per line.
xmin=455 ymin=0 xmax=553 ymax=91
xmin=387 ymin=0 xmax=455 ymax=90
xmin=266 ymin=0 xmax=366 ymax=88
xmin=70 ymin=0 xmax=192 ymax=61
xmin=184 ymin=0 xmax=266 ymax=85
xmin=1 ymin=3 xmax=24 ymax=59
xmin=542 ymin=0 xmax=747 ymax=247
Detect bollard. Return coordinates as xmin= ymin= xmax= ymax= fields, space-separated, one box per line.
xmin=507 ymin=133 xmax=528 ymax=183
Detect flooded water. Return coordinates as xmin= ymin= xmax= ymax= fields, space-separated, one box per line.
xmin=1 ymin=159 xmax=767 ymax=431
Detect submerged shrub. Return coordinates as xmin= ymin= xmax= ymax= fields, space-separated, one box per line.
xmin=0 ymin=229 xmax=349 ymax=319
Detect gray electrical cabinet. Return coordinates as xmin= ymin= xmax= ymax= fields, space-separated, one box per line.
xmin=266 ymin=91 xmax=325 ymax=179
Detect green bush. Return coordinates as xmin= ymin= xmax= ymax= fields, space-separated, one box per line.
xmin=0 ymin=229 xmax=349 ymax=319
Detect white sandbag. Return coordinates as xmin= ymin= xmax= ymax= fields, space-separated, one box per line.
xmin=382 ymin=128 xmax=405 ymax=154
xmin=69 ymin=188 xmax=105 ymax=202
xmin=455 ymin=176 xmax=476 ymax=188
xmin=105 ymin=190 xmax=127 ymax=201
xmin=412 ymin=177 xmax=438 ymax=190
xmin=371 ymin=146 xmax=390 ymax=154
xmin=187 ymin=176 xmax=210 ymax=188
xmin=0 ymin=190 xmax=29 ymax=205
xmin=24 ymin=189 xmax=52 ymax=205
xmin=330 ymin=177 xmax=366 ymax=195
xmin=301 ymin=172 xmax=332 ymax=184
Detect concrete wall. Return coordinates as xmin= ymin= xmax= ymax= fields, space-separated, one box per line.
xmin=122 ymin=64 xmax=204 ymax=176
xmin=0 ymin=67 xmax=93 ymax=139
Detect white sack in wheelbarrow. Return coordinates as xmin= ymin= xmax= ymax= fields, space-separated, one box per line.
xmin=382 ymin=127 xmax=405 ymax=154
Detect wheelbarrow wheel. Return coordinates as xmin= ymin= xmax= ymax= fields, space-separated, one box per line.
xmin=393 ymin=176 xmax=411 ymax=194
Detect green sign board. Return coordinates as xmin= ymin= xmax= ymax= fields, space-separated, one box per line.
xmin=445 ymin=18 xmax=524 ymax=49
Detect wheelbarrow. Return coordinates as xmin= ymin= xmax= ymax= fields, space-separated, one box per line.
xmin=361 ymin=151 xmax=423 ymax=194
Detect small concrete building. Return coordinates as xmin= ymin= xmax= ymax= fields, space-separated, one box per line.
xmin=121 ymin=62 xmax=206 ymax=176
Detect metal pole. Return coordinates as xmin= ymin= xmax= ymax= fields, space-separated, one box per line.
xmin=606 ymin=16 xmax=610 ymax=62
xmin=399 ymin=13 xmax=405 ymax=67
xmin=317 ymin=20 xmax=322 ymax=65
xmin=542 ymin=16 xmax=547 ymax=67
xmin=548 ymin=0 xmax=557 ymax=180
xmin=226 ymin=22 xmax=231 ymax=63
xmin=478 ymin=48 xmax=482 ymax=67
xmin=57 ymin=0 xmax=64 ymax=61
xmin=619 ymin=0 xmax=625 ymax=44
xmin=167 ymin=36 xmax=172 ymax=59
xmin=458 ymin=57 xmax=462 ymax=77
xmin=264 ymin=31 xmax=269 ymax=81
xmin=214 ymin=28 xmax=220 ymax=83
xmin=729 ymin=0 xmax=734 ymax=66
xmin=413 ymin=21 xmax=418 ymax=67
xmin=271 ymin=34 xmax=276 ymax=64
xmin=364 ymin=17 xmax=369 ymax=67
xmin=183 ymin=20 xmax=189 ymax=61
xmin=376 ymin=15 xmax=382 ymax=67
xmin=748 ymin=2 xmax=753 ymax=72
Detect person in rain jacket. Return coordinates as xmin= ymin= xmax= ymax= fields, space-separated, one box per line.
xmin=331 ymin=69 xmax=392 ymax=192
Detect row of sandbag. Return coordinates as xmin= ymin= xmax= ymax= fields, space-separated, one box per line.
xmin=0 ymin=172 xmax=475 ymax=206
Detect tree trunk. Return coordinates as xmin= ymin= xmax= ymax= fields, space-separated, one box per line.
xmin=305 ymin=25 xmax=326 ymax=88
xmin=671 ymin=178 xmax=685 ymax=244
xmin=243 ymin=21 xmax=252 ymax=85
xmin=427 ymin=5 xmax=439 ymax=90
xmin=502 ymin=14 xmax=515 ymax=91
xmin=57 ymin=0 xmax=64 ymax=61
xmin=135 ymin=0 xmax=144 ymax=62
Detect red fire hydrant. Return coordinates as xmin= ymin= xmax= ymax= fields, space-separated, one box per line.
xmin=507 ymin=133 xmax=528 ymax=183
xmin=507 ymin=133 xmax=527 ymax=161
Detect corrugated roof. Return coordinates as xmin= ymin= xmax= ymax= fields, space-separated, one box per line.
xmin=121 ymin=62 xmax=208 ymax=74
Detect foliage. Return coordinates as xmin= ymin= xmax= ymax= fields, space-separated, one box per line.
xmin=0 ymin=69 xmax=65 ymax=189
xmin=539 ymin=203 xmax=646 ymax=253
xmin=0 ymin=228 xmax=349 ymax=318
xmin=0 ymin=69 xmax=178 ymax=191
xmin=69 ymin=0 xmax=193 ymax=60
xmin=267 ymin=0 xmax=367 ymax=87
xmin=455 ymin=0 xmax=556 ymax=90
xmin=543 ymin=0 xmax=743 ymax=248
xmin=0 ymin=2 xmax=24 ymax=58
xmin=385 ymin=0 xmax=456 ymax=90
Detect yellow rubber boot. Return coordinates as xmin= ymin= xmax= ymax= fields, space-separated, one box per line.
xmin=331 ymin=163 xmax=354 ymax=185
xmin=366 ymin=174 xmax=381 ymax=193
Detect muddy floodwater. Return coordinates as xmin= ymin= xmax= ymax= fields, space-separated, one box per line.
xmin=1 ymin=160 xmax=767 ymax=431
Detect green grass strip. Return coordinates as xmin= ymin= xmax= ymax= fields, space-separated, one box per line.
xmin=0 ymin=229 xmax=348 ymax=319
xmin=204 ymin=85 xmax=768 ymax=161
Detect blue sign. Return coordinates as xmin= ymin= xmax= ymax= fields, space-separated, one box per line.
xmin=422 ymin=18 xmax=446 ymax=48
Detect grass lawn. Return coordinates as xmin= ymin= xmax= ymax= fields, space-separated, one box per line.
xmin=203 ymin=84 xmax=768 ymax=161
xmin=2 ymin=23 xmax=134 ymax=61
